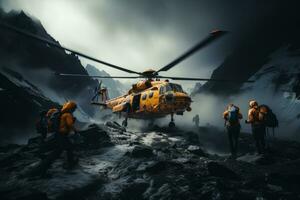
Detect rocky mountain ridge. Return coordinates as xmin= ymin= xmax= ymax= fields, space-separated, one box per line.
xmin=85 ymin=64 xmax=126 ymax=99
xmin=0 ymin=9 xmax=98 ymax=115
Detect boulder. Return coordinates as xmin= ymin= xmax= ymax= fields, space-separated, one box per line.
xmin=120 ymin=181 xmax=149 ymax=200
xmin=207 ymin=161 xmax=240 ymax=180
xmin=145 ymin=160 xmax=183 ymax=174
xmin=129 ymin=145 xmax=154 ymax=158
xmin=186 ymin=132 xmax=200 ymax=145
xmin=105 ymin=121 xmax=126 ymax=132
xmin=78 ymin=124 xmax=112 ymax=149
xmin=187 ymin=145 xmax=206 ymax=156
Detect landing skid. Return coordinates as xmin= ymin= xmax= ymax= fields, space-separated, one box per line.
xmin=169 ymin=113 xmax=175 ymax=128
xmin=169 ymin=121 xmax=175 ymax=128
xmin=148 ymin=120 xmax=155 ymax=128
xmin=122 ymin=119 xmax=128 ymax=127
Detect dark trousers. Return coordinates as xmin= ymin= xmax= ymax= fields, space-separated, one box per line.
xmin=226 ymin=125 xmax=240 ymax=157
xmin=39 ymin=133 xmax=75 ymax=175
xmin=40 ymin=130 xmax=47 ymax=141
xmin=252 ymin=124 xmax=266 ymax=154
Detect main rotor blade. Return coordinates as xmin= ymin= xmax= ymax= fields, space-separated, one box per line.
xmin=159 ymin=76 xmax=254 ymax=82
xmin=0 ymin=22 xmax=141 ymax=75
xmin=156 ymin=30 xmax=227 ymax=73
xmin=56 ymin=73 xmax=140 ymax=79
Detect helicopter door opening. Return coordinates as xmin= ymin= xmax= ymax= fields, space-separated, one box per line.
xmin=132 ymin=94 xmax=141 ymax=111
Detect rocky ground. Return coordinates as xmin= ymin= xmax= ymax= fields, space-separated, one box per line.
xmin=0 ymin=123 xmax=300 ymax=200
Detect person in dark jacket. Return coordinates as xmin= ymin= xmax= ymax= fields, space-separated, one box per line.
xmin=192 ymin=114 xmax=200 ymax=128
xmin=223 ymin=104 xmax=243 ymax=158
xmin=35 ymin=110 xmax=48 ymax=141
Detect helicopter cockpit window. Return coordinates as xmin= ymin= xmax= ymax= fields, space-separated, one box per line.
xmin=165 ymin=84 xmax=172 ymax=92
xmin=159 ymin=86 xmax=166 ymax=94
xmin=149 ymin=91 xmax=154 ymax=98
xmin=168 ymin=83 xmax=184 ymax=93
xmin=142 ymin=93 xmax=147 ymax=100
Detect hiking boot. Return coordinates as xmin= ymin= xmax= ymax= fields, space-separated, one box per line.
xmin=63 ymin=157 xmax=79 ymax=170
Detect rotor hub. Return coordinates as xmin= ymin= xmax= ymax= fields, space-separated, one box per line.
xmin=141 ymin=69 xmax=157 ymax=78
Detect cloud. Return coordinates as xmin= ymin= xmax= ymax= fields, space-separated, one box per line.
xmin=1 ymin=0 xmax=298 ymax=91
xmin=0 ymin=0 xmax=254 ymax=89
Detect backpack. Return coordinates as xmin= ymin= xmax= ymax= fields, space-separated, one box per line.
xmin=228 ymin=106 xmax=239 ymax=124
xmin=258 ymin=105 xmax=278 ymax=128
xmin=48 ymin=110 xmax=61 ymax=133
xmin=35 ymin=117 xmax=47 ymax=133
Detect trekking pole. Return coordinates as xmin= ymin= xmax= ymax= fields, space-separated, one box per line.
xmin=265 ymin=127 xmax=269 ymax=150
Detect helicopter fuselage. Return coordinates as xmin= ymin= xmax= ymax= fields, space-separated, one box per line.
xmin=98 ymin=80 xmax=192 ymax=120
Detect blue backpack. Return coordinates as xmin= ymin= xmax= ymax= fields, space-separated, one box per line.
xmin=228 ymin=106 xmax=239 ymax=124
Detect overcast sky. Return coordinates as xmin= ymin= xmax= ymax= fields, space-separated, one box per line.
xmin=0 ymin=0 xmax=264 ymax=89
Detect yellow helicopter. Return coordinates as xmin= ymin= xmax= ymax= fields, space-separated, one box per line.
xmin=0 ymin=23 xmax=253 ymax=127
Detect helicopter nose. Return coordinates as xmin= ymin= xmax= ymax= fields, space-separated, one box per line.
xmin=173 ymin=93 xmax=192 ymax=106
xmin=165 ymin=93 xmax=174 ymax=103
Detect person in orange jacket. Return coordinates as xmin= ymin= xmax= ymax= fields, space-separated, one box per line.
xmin=223 ymin=104 xmax=243 ymax=158
xmin=59 ymin=101 xmax=77 ymax=135
xmin=37 ymin=101 xmax=78 ymax=176
xmin=245 ymin=100 xmax=266 ymax=154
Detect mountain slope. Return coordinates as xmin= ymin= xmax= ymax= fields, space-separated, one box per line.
xmin=0 ymin=10 xmax=98 ymax=115
xmin=238 ymin=47 xmax=300 ymax=139
xmin=85 ymin=64 xmax=126 ymax=98
xmin=0 ymin=68 xmax=59 ymax=143
xmin=192 ymin=1 xmax=300 ymax=95
xmin=190 ymin=47 xmax=300 ymax=141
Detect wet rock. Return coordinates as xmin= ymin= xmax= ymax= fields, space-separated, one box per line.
xmin=237 ymin=153 xmax=263 ymax=163
xmin=145 ymin=161 xmax=167 ymax=174
xmin=1 ymin=191 xmax=49 ymax=200
xmin=268 ymin=172 xmax=300 ymax=193
xmin=0 ymin=144 xmax=21 ymax=153
xmin=22 ymin=125 xmax=112 ymax=154
xmin=129 ymin=141 xmax=141 ymax=146
xmin=145 ymin=160 xmax=183 ymax=175
xmin=129 ymin=145 xmax=154 ymax=158
xmin=2 ymin=122 xmax=300 ymax=200
xmin=185 ymin=131 xmax=200 ymax=145
xmin=267 ymin=184 xmax=283 ymax=192
xmin=147 ymin=183 xmax=172 ymax=200
xmin=207 ymin=161 xmax=240 ymax=180
xmin=78 ymin=124 xmax=112 ymax=149
xmin=237 ymin=153 xmax=275 ymax=165
xmin=27 ymin=136 xmax=43 ymax=148
xmin=242 ymin=177 xmax=265 ymax=190
xmin=187 ymin=145 xmax=206 ymax=156
xmin=105 ymin=121 xmax=126 ymax=132
xmin=120 ymin=180 xmax=149 ymax=200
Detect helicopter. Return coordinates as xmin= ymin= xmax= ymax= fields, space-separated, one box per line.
xmin=0 ymin=23 xmax=254 ymax=127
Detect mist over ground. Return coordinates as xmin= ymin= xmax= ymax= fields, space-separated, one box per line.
xmin=188 ymin=47 xmax=300 ymax=141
